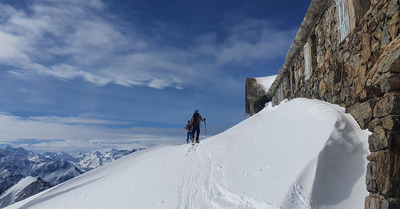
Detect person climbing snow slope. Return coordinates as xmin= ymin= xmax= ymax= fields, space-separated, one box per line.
xmin=185 ymin=120 xmax=192 ymax=144
xmin=191 ymin=109 xmax=205 ymax=143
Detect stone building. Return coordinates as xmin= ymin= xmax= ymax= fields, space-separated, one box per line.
xmin=245 ymin=0 xmax=400 ymax=208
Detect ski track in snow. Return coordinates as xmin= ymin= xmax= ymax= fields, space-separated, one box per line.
xmin=286 ymin=181 xmax=312 ymax=209
xmin=178 ymin=143 xmax=277 ymax=209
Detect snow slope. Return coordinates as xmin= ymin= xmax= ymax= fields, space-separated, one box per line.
xmin=0 ymin=147 xmax=142 ymax=208
xmin=0 ymin=177 xmax=37 ymax=207
xmin=6 ymin=98 xmax=370 ymax=209
xmin=0 ymin=176 xmax=51 ymax=208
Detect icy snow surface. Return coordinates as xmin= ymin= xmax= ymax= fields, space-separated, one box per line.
xmin=6 ymin=98 xmax=370 ymax=209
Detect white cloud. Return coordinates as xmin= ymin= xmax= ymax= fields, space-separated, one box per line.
xmin=38 ymin=64 xmax=113 ymax=86
xmin=0 ymin=113 xmax=114 ymax=141
xmin=0 ymin=1 xmax=186 ymax=89
xmin=28 ymin=115 xmax=131 ymax=125
xmin=195 ymin=18 xmax=296 ymax=66
xmin=0 ymin=1 xmax=295 ymax=90
xmin=17 ymin=140 xmax=107 ymax=153
xmin=148 ymin=79 xmax=174 ymax=89
xmin=51 ymin=20 xmax=131 ymax=66
xmin=0 ymin=31 xmax=30 ymax=63
xmin=0 ymin=112 xmax=183 ymax=152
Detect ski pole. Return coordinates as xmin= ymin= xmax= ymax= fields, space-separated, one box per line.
xmin=204 ymin=119 xmax=207 ymax=138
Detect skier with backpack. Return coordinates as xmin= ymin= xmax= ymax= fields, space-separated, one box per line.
xmin=185 ymin=120 xmax=193 ymax=144
xmin=190 ymin=109 xmax=206 ymax=144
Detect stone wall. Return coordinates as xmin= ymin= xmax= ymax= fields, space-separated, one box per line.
xmin=248 ymin=0 xmax=400 ymax=208
xmin=245 ymin=78 xmax=268 ymax=115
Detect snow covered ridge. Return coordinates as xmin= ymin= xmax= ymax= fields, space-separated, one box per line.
xmin=0 ymin=146 xmax=143 ymax=208
xmin=0 ymin=177 xmax=50 ymax=208
xmin=6 ymin=98 xmax=370 ymax=209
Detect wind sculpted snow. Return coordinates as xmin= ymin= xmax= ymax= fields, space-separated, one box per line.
xmin=5 ymin=98 xmax=370 ymax=209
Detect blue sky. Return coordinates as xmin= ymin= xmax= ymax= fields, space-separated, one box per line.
xmin=0 ymin=0 xmax=310 ymax=153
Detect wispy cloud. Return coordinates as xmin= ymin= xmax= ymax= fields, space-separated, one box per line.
xmin=195 ymin=18 xmax=296 ymax=67
xmin=0 ymin=0 xmax=295 ymax=90
xmin=27 ymin=115 xmax=132 ymax=125
xmin=0 ymin=112 xmax=183 ymax=152
xmin=0 ymin=31 xmax=30 ymax=63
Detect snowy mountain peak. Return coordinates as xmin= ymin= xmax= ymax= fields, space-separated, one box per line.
xmin=0 ymin=146 xmax=30 ymax=157
xmin=0 ymin=177 xmax=50 ymax=208
xmin=0 ymin=146 xmax=143 ymax=208
xmin=74 ymin=148 xmax=144 ymax=171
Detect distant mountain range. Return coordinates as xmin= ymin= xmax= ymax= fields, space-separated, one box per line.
xmin=0 ymin=146 xmax=144 ymax=208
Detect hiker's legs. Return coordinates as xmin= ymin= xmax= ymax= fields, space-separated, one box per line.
xmin=191 ymin=130 xmax=195 ymax=142
xmin=186 ymin=132 xmax=191 ymax=142
xmin=196 ymin=128 xmax=200 ymax=141
xmin=192 ymin=127 xmax=199 ymax=142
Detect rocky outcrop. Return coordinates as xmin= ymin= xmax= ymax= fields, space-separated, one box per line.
xmin=245 ymin=78 xmax=268 ymax=115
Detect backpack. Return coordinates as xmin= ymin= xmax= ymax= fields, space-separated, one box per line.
xmin=192 ymin=113 xmax=199 ymax=126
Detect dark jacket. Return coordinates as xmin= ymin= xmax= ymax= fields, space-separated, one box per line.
xmin=191 ymin=113 xmax=204 ymax=128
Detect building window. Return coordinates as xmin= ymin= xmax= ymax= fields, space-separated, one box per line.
xmin=273 ymin=83 xmax=286 ymax=106
xmin=336 ymin=0 xmax=350 ymax=42
xmin=303 ymin=42 xmax=311 ymax=81
xmin=279 ymin=84 xmax=284 ymax=104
